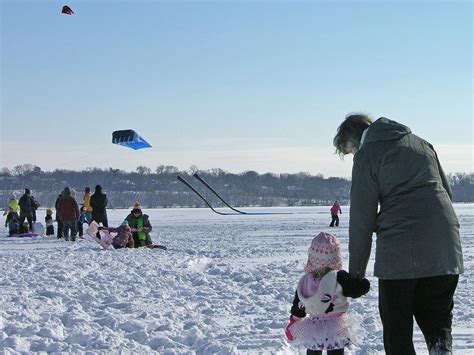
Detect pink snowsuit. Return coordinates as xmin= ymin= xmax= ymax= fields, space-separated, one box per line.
xmin=330 ymin=202 xmax=342 ymax=215
xmin=330 ymin=202 xmax=342 ymax=227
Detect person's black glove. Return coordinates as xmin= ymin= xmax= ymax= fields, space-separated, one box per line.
xmin=337 ymin=270 xmax=370 ymax=298
xmin=98 ymin=227 xmax=104 ymax=230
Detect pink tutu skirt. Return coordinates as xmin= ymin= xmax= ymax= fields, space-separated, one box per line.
xmin=289 ymin=312 xmax=362 ymax=351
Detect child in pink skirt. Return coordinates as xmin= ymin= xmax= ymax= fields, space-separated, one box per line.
xmin=285 ymin=232 xmax=370 ymax=354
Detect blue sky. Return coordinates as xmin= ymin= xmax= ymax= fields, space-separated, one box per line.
xmin=1 ymin=0 xmax=472 ymax=177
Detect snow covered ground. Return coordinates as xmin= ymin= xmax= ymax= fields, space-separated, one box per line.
xmin=0 ymin=205 xmax=472 ymax=354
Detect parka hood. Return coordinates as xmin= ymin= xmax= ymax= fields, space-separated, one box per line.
xmin=363 ymin=117 xmax=411 ymax=145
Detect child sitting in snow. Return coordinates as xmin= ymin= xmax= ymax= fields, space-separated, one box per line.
xmin=5 ymin=207 xmax=19 ymax=236
xmin=45 ymin=208 xmax=55 ymax=236
xmin=98 ymin=220 xmax=135 ymax=249
xmin=285 ymin=232 xmax=370 ymax=354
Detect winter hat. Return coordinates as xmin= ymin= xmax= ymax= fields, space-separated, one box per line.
xmin=63 ymin=187 xmax=71 ymax=197
xmin=10 ymin=193 xmax=16 ymax=200
xmin=25 ymin=188 xmax=31 ymax=195
xmin=304 ymin=232 xmax=343 ymax=273
xmin=132 ymin=201 xmax=142 ymax=211
xmin=120 ymin=220 xmax=129 ymax=227
xmin=95 ymin=185 xmax=102 ymax=193
xmin=84 ymin=187 xmax=90 ymax=193
xmin=46 ymin=208 xmax=53 ymax=215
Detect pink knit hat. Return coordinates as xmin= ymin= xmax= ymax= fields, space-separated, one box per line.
xmin=304 ymin=232 xmax=343 ymax=273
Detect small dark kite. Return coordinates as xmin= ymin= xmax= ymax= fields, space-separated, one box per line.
xmin=62 ymin=5 xmax=74 ymax=15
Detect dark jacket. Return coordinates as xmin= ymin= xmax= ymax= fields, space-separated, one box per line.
xmin=125 ymin=212 xmax=152 ymax=246
xmin=58 ymin=195 xmax=80 ymax=221
xmin=5 ymin=211 xmax=20 ymax=227
xmin=18 ymin=194 xmax=34 ymax=217
xmin=90 ymin=191 xmax=108 ymax=223
xmin=349 ymin=118 xmax=463 ymax=279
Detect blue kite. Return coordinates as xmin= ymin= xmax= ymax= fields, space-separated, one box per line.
xmin=112 ymin=130 xmax=152 ymax=150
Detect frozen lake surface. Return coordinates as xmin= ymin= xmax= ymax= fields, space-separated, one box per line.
xmin=1 ymin=205 xmax=472 ymax=354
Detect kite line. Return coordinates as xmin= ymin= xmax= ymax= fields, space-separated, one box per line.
xmin=177 ymin=174 xmax=293 ymax=215
xmin=176 ymin=176 xmax=238 ymax=215
xmin=193 ymin=173 xmax=247 ymax=214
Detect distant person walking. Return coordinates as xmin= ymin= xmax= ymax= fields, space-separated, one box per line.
xmin=333 ymin=114 xmax=464 ymax=354
xmin=329 ymin=200 xmax=342 ymax=227
xmin=90 ymin=185 xmax=108 ymax=228
xmin=18 ymin=188 xmax=35 ymax=232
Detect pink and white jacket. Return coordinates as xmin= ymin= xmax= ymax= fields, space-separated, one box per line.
xmin=296 ymin=271 xmax=349 ymax=316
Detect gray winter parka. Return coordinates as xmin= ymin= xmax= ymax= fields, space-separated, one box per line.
xmin=349 ymin=118 xmax=464 ymax=280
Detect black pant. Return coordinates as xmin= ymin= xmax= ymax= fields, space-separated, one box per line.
xmin=19 ymin=215 xmax=33 ymax=232
xmin=77 ymin=220 xmax=83 ymax=236
xmin=133 ymin=233 xmax=152 ymax=248
xmin=46 ymin=225 xmax=54 ymax=236
xmin=307 ymin=349 xmax=344 ymax=355
xmin=379 ymin=275 xmax=459 ymax=355
xmin=329 ymin=214 xmax=339 ymax=227
xmin=56 ymin=217 xmax=63 ymax=238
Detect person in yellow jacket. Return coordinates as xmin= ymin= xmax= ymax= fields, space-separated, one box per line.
xmin=81 ymin=187 xmax=93 ymax=225
xmin=3 ymin=194 xmax=20 ymax=216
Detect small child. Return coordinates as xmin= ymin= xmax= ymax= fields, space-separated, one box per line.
xmin=285 ymin=232 xmax=370 ymax=354
xmin=5 ymin=207 xmax=19 ymax=236
xmin=329 ymin=201 xmax=342 ymax=227
xmin=98 ymin=220 xmax=135 ymax=249
xmin=45 ymin=208 xmax=55 ymax=236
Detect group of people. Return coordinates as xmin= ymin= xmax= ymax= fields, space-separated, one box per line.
xmin=286 ymin=115 xmax=464 ymax=355
xmin=4 ymin=189 xmax=40 ymax=235
xmin=53 ymin=185 xmax=106 ymax=241
xmin=4 ymin=185 xmax=155 ymax=250
xmin=52 ymin=185 xmax=155 ymax=249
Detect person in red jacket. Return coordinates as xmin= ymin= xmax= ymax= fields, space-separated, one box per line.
xmin=329 ymin=200 xmax=342 ymax=227
xmin=58 ymin=187 xmax=80 ymax=241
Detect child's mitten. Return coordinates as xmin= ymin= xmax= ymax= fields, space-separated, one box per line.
xmin=337 ymin=270 xmax=370 ymax=298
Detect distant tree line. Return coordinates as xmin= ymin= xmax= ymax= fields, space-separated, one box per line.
xmin=0 ymin=164 xmax=472 ymax=209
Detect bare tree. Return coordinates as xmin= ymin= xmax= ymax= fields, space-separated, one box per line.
xmin=0 ymin=167 xmax=12 ymax=176
xmin=12 ymin=164 xmax=36 ymax=176
xmin=136 ymin=166 xmax=152 ymax=175
xmin=188 ymin=165 xmax=199 ymax=175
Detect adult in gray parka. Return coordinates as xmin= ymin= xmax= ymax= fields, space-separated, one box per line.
xmin=333 ymin=114 xmax=463 ymax=355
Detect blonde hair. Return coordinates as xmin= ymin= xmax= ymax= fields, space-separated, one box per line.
xmin=313 ymin=267 xmax=332 ymax=279
xmin=333 ymin=113 xmax=373 ymax=156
